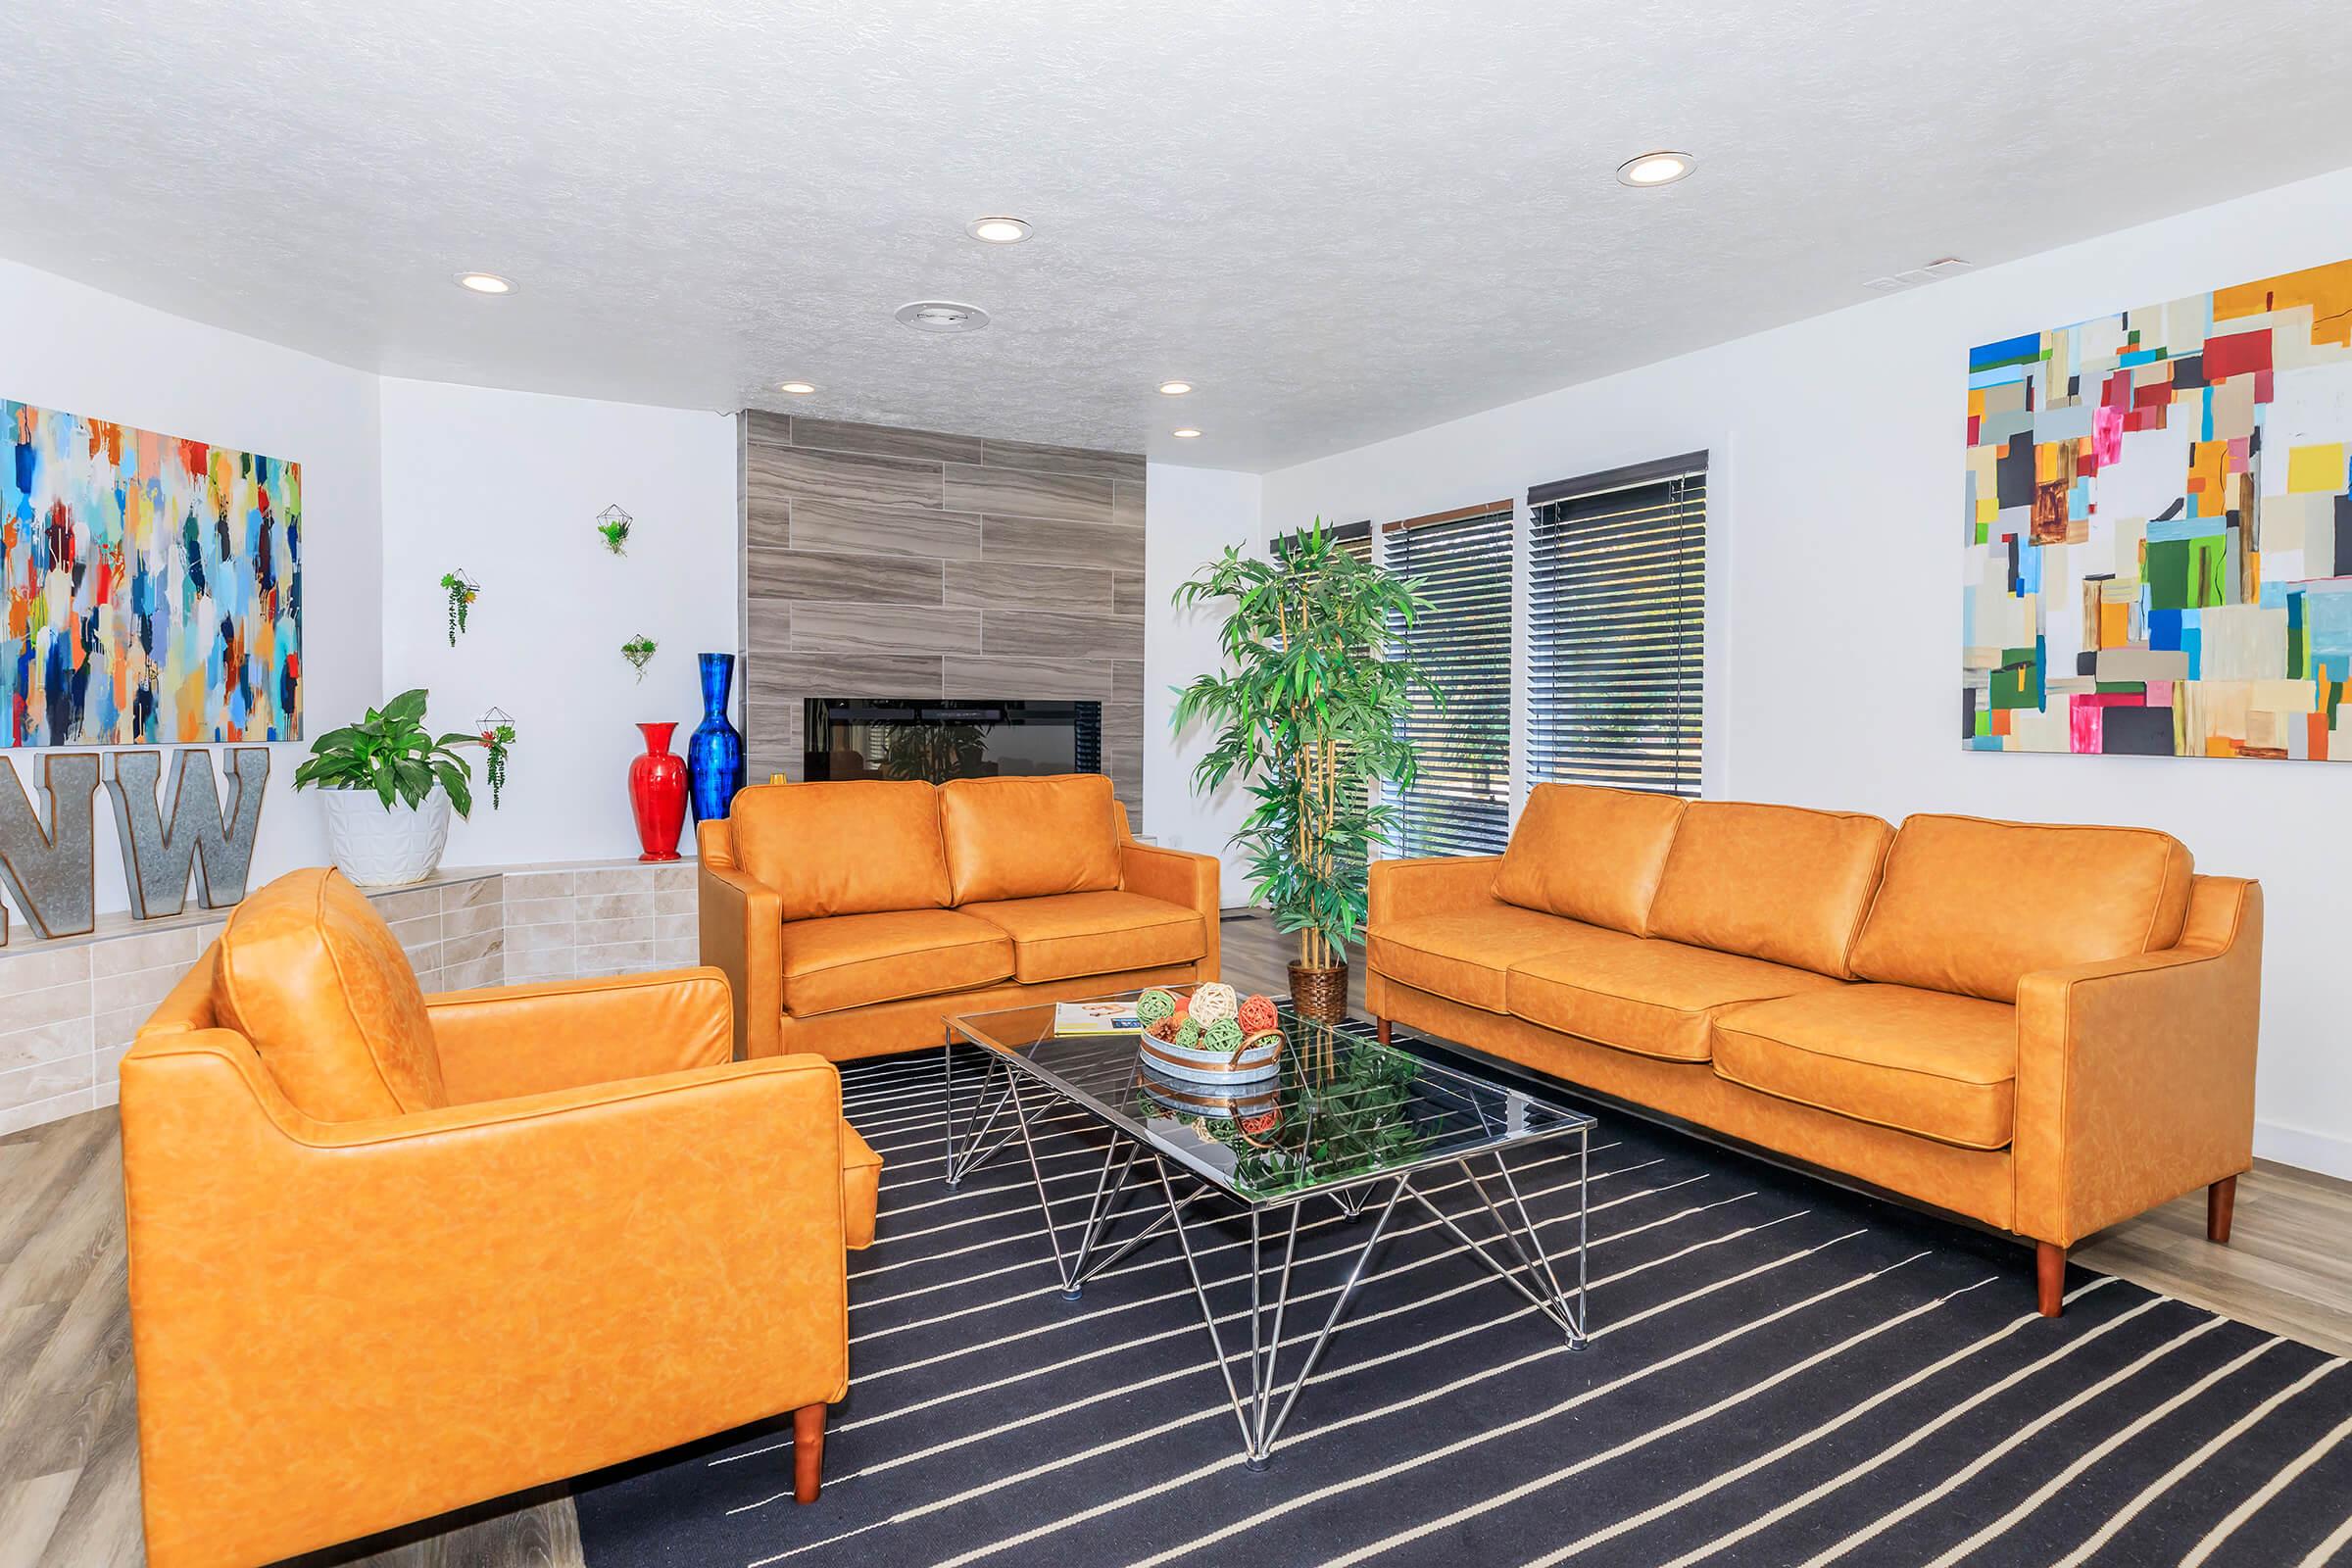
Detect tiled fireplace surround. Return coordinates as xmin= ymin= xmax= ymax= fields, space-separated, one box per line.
xmin=0 ymin=858 xmax=696 ymax=1136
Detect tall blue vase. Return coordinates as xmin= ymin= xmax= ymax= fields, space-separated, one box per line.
xmin=686 ymin=653 xmax=746 ymax=822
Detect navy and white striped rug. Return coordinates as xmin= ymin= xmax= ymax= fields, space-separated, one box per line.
xmin=574 ymin=1047 xmax=2352 ymax=1567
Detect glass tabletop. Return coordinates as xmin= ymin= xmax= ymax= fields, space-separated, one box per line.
xmin=948 ymin=989 xmax=1594 ymax=1207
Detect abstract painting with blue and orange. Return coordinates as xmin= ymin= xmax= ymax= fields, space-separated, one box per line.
xmin=1964 ymin=258 xmax=2352 ymax=760
xmin=4 ymin=399 xmax=302 ymax=745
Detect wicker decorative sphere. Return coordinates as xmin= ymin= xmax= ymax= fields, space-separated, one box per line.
xmin=1203 ymin=1017 xmax=1244 ymax=1054
xmin=1191 ymin=983 xmax=1239 ymax=1028
xmin=1136 ymin=988 xmax=1179 ymax=1025
xmin=1174 ymin=1016 xmax=1203 ymax=1049
xmin=1237 ymin=994 xmax=1279 ymax=1035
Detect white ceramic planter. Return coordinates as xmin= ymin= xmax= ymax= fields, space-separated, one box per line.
xmin=319 ymin=787 xmax=453 ymax=887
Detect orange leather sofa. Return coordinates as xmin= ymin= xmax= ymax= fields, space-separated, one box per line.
xmin=1367 ymin=785 xmax=2262 ymax=1316
xmin=121 ymin=867 xmax=880 ymax=1568
xmin=699 ymin=773 xmax=1221 ymax=1060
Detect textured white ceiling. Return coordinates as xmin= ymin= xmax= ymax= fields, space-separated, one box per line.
xmin=7 ymin=1 xmax=2352 ymax=470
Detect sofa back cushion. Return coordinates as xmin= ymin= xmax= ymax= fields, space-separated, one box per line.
xmin=730 ymin=780 xmax=952 ymax=920
xmin=1492 ymin=783 xmax=1688 ymax=936
xmin=212 ymin=866 xmax=447 ymax=1121
xmin=1647 ymin=801 xmax=1893 ymax=976
xmin=1848 ymin=813 xmax=2193 ymax=1002
xmin=939 ymin=774 xmax=1122 ymax=905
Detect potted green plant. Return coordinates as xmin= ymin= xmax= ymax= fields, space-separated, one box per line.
xmin=292 ymin=689 xmax=478 ymax=886
xmin=1173 ymin=519 xmax=1435 ymax=1021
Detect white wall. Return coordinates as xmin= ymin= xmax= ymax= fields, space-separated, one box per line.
xmin=378 ymin=380 xmax=738 ymax=866
xmin=1144 ymin=463 xmax=1264 ymax=898
xmin=0 ymin=257 xmax=384 ymax=927
xmin=1261 ymin=165 xmax=2352 ymax=1179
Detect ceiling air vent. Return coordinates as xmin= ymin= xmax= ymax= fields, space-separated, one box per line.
xmin=1863 ymin=258 xmax=1973 ymax=292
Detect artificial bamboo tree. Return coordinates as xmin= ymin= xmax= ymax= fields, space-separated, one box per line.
xmin=1172 ymin=519 xmax=1436 ymax=1019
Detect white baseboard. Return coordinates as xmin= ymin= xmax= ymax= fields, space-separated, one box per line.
xmin=2254 ymin=1118 xmax=2352 ymax=1182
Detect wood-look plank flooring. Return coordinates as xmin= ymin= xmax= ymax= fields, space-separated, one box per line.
xmin=4 ymin=911 xmax=2345 ymax=1568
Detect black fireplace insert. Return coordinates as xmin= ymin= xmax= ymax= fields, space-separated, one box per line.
xmin=804 ymin=698 xmax=1102 ymax=784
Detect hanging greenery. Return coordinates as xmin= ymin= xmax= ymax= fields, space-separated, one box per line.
xmin=476 ymin=707 xmax=516 ymax=809
xmin=596 ymin=504 xmax=633 ymax=556
xmin=621 ymin=633 xmax=658 ymax=680
xmin=1172 ymin=519 xmax=1436 ymax=973
xmin=438 ymin=569 xmax=480 ymax=646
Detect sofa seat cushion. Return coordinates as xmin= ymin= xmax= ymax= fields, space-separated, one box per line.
xmin=1506 ymin=940 xmax=1845 ymax=1063
xmin=780 ymin=909 xmax=1014 ymax=1018
xmin=1711 ymin=985 xmax=2019 ymax=1150
xmin=841 ymin=1120 xmax=883 ymax=1250
xmin=959 ymin=891 xmax=1207 ymax=983
xmin=1368 ymin=903 xmax=1642 ymax=1013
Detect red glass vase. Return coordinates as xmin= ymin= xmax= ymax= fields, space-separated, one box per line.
xmin=628 ymin=721 xmax=687 ymax=862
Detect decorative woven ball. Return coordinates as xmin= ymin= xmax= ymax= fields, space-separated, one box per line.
xmin=1191 ymin=983 xmax=1240 ymax=1028
xmin=1170 ymin=993 xmax=1191 ymax=1018
xmin=1237 ymin=994 xmax=1279 ymax=1035
xmin=1240 ymin=1109 xmax=1282 ymax=1137
xmin=1204 ymin=1017 xmax=1244 ymax=1054
xmin=1135 ymin=988 xmax=1179 ymax=1025
xmin=1174 ymin=1016 xmax=1203 ymax=1049
xmin=1146 ymin=1014 xmax=1184 ymax=1044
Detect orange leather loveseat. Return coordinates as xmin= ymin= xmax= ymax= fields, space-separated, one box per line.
xmin=699 ymin=773 xmax=1221 ymax=1060
xmin=122 ymin=867 xmax=879 ymax=1568
xmin=1367 ymin=785 xmax=2262 ymax=1316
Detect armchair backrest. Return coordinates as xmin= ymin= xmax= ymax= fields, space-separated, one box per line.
xmin=206 ymin=865 xmax=448 ymax=1120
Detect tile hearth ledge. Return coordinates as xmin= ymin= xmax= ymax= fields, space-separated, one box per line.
xmin=0 ymin=857 xmax=699 ymax=1138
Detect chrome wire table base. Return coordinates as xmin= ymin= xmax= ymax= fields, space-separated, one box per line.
xmin=943 ymin=1040 xmax=1592 ymax=1468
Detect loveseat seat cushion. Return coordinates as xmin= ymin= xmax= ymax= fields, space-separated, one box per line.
xmin=961 ymin=891 xmax=1207 ymax=982
xmin=1846 ymin=813 xmax=2193 ymax=1003
xmin=938 ymin=774 xmax=1123 ymax=905
xmin=1711 ymin=984 xmax=2019 ymax=1150
xmin=1506 ymin=939 xmax=1844 ymax=1062
xmin=1645 ymin=801 xmax=1892 ymax=977
xmin=780 ymin=908 xmax=1014 ymax=1017
xmin=1368 ymin=903 xmax=1642 ymax=1013
xmin=1491 ymin=783 xmax=1687 ymax=935
xmin=213 ymin=866 xmax=448 ymax=1121
xmin=731 ymin=779 xmax=953 ymax=920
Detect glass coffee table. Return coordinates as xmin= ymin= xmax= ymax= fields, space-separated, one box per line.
xmin=944 ymin=989 xmax=1595 ymax=1468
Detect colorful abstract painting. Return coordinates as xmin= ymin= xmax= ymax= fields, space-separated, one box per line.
xmin=4 ymin=400 xmax=300 ymax=745
xmin=1964 ymin=259 xmax=2352 ymax=760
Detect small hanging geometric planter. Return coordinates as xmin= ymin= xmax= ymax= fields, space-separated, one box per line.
xmin=476 ymin=706 xmax=516 ymax=808
xmin=621 ymin=633 xmax=658 ymax=681
xmin=439 ymin=568 xmax=480 ymax=647
xmin=596 ymin=504 xmax=633 ymax=557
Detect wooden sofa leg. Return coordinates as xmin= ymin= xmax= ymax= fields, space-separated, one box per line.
xmin=1375 ymin=1017 xmax=1392 ymax=1045
xmin=793 ymin=1402 xmax=826 ymax=1503
xmin=2207 ymin=1175 xmax=2237 ymax=1245
xmin=2036 ymin=1242 xmax=2066 ymax=1318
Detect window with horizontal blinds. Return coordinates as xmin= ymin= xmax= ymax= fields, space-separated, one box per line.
xmin=1386 ymin=504 xmax=1513 ymax=857
xmin=1528 ymin=453 xmax=1706 ymax=798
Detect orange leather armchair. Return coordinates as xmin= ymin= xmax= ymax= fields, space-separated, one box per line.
xmin=122 ymin=867 xmax=880 ymax=1568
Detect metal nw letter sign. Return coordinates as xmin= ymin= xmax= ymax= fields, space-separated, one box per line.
xmin=0 ymin=750 xmax=270 ymax=944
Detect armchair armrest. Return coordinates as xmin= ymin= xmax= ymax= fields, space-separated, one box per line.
xmin=2011 ymin=876 xmax=2262 ymax=1247
xmin=1120 ymin=839 xmax=1222 ymax=978
xmin=120 ymin=1031 xmax=851 ymax=1568
xmin=700 ymin=818 xmax=784 ymax=1058
xmin=425 ymin=967 xmax=734 ymax=1103
xmin=1369 ymin=855 xmax=1503 ymax=926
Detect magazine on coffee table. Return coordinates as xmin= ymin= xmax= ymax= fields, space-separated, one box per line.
xmin=1054 ymin=1000 xmax=1144 ymax=1035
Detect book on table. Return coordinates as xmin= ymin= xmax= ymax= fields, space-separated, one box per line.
xmin=1054 ymin=1000 xmax=1143 ymax=1035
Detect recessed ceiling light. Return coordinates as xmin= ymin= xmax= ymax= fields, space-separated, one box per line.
xmin=1157 ymin=380 xmax=1194 ymax=396
xmin=966 ymin=216 xmax=1033 ymax=245
xmin=777 ymin=381 xmax=817 ymax=395
xmin=455 ymin=271 xmax=514 ymax=295
xmin=895 ymin=300 xmax=992 ymax=333
xmin=1615 ymin=151 xmax=1695 ymax=187
xmin=1172 ymin=427 xmax=1202 ymax=439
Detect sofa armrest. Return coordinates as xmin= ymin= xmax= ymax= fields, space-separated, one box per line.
xmin=120 ymin=1031 xmax=850 ymax=1568
xmin=700 ymin=820 xmax=785 ymax=1058
xmin=1368 ymin=855 xmax=1503 ymax=926
xmin=425 ymin=968 xmax=734 ymax=1103
xmin=1121 ymin=840 xmax=1222 ymax=980
xmin=2011 ymin=876 xmax=2262 ymax=1247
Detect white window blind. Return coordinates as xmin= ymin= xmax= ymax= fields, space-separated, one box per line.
xmin=1385 ymin=503 xmax=1513 ymax=856
xmin=1528 ymin=453 xmax=1706 ymax=797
